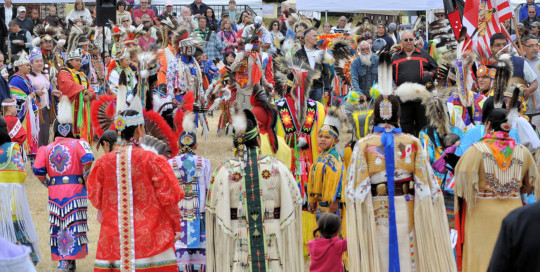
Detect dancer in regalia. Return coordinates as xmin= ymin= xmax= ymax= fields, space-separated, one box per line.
xmin=57 ymin=48 xmax=96 ymax=144
xmin=87 ymin=95 xmax=183 ymax=272
xmin=206 ymin=108 xmax=303 ymax=272
xmin=345 ymin=53 xmax=456 ymax=272
xmin=169 ymin=112 xmax=211 ymax=271
xmin=33 ymin=96 xmax=94 ymax=271
xmin=9 ymin=51 xmax=39 ymax=161
xmin=0 ymin=116 xmax=40 ymax=265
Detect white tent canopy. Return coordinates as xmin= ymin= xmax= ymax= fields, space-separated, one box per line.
xmin=296 ymin=0 xmax=443 ymax=12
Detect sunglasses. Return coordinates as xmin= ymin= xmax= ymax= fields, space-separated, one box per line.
xmin=403 ymin=38 xmax=414 ymax=42
xmin=123 ymin=20 xmax=129 ymax=22
xmin=296 ymin=37 xmax=304 ymax=40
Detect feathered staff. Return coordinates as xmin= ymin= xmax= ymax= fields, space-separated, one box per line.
xmin=137 ymin=50 xmax=157 ymax=108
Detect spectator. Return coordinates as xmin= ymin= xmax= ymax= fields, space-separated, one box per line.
xmin=373 ymin=23 xmax=394 ymax=52
xmin=66 ymin=0 xmax=92 ymax=26
xmin=7 ymin=20 xmax=31 ymax=60
xmin=120 ymin=15 xmax=135 ymax=32
xmin=132 ymin=0 xmax=156 ymax=26
xmin=520 ymin=0 xmax=540 ymax=22
xmin=491 ymin=33 xmax=538 ymax=99
xmin=522 ymin=5 xmax=540 ymax=27
xmin=138 ymin=25 xmax=155 ymax=52
xmin=322 ymin=22 xmax=332 ymax=34
xmin=226 ymin=0 xmax=237 ymax=22
xmin=30 ymin=9 xmax=42 ymax=28
xmin=205 ymin=7 xmax=218 ymax=32
xmin=178 ymin=7 xmax=198 ymax=33
xmin=132 ymin=0 xmax=158 ymax=17
xmin=141 ymin=14 xmax=157 ymax=39
xmin=159 ymin=1 xmax=176 ymax=20
xmin=189 ymin=0 xmax=209 ymax=16
xmin=217 ymin=11 xmax=237 ymax=32
xmin=90 ymin=7 xmax=97 ymax=25
xmin=532 ymin=21 xmax=540 ymax=38
xmin=294 ymin=27 xmax=331 ymax=102
xmin=269 ymin=19 xmax=283 ymax=51
xmin=388 ymin=22 xmax=400 ymax=43
xmin=0 ymin=0 xmax=16 ymax=31
xmin=330 ymin=16 xmax=350 ymax=34
xmin=94 ymin=25 xmax=112 ymax=54
xmin=14 ymin=7 xmax=33 ymax=33
xmin=196 ymin=16 xmax=224 ymax=61
xmin=522 ymin=34 xmax=540 ymax=128
xmin=116 ymin=1 xmax=131 ymax=25
xmin=391 ymin=30 xmax=438 ymax=135
xmin=218 ymin=18 xmax=237 ymax=54
xmin=237 ymin=10 xmax=250 ymax=31
xmin=295 ymin=29 xmax=305 ymax=47
xmin=44 ymin=5 xmax=63 ymax=28
xmin=351 ymin=41 xmax=379 ymax=101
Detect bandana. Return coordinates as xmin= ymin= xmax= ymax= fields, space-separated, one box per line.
xmin=481 ymin=131 xmax=516 ymax=170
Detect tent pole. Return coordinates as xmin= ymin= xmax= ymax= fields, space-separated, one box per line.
xmin=425 ymin=10 xmax=428 ymax=40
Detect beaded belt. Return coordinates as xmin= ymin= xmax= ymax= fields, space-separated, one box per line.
xmin=49 ymin=175 xmax=84 ymax=186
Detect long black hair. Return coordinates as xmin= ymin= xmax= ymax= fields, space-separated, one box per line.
xmin=373 ymin=94 xmax=401 ymax=128
xmin=313 ymin=213 xmax=341 ymax=239
xmin=0 ymin=117 xmax=11 ymax=146
xmin=486 ymin=108 xmax=509 ymax=132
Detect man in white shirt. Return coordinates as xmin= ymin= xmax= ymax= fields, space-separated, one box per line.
xmin=522 ymin=34 xmax=540 ymax=128
xmin=178 ymin=7 xmax=198 ymax=33
xmin=330 ymin=16 xmax=350 ymax=34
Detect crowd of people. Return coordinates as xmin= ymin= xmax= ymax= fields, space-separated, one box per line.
xmin=1 ymin=1 xmax=540 ymax=272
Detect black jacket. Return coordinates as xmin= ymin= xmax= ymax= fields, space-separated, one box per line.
xmin=391 ymin=47 xmax=438 ymax=86
xmin=0 ymin=5 xmax=16 ymax=26
xmin=488 ymin=202 xmax=540 ymax=272
xmin=294 ymin=45 xmax=332 ymax=93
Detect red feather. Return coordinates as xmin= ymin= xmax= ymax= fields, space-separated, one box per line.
xmin=90 ymin=95 xmax=116 ymax=137
xmin=113 ymin=26 xmax=121 ymax=33
xmin=144 ymin=110 xmax=179 ymax=158
xmin=173 ymin=109 xmax=185 ymax=137
xmin=106 ymin=60 xmax=117 ymax=81
xmin=182 ymin=92 xmax=195 ymax=112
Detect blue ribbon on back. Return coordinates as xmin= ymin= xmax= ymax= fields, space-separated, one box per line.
xmin=374 ymin=126 xmax=402 ymax=272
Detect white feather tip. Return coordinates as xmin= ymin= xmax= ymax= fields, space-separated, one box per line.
xmin=57 ymin=96 xmax=74 ymax=124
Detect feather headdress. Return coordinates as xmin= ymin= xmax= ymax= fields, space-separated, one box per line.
xmin=422 ymin=87 xmax=454 ymax=137
xmin=66 ymin=25 xmax=95 ymax=54
xmin=331 ymin=37 xmax=356 ymax=86
xmin=172 ymin=28 xmax=204 ymax=49
xmin=493 ymin=54 xmax=513 ymax=108
xmin=320 ymin=106 xmax=344 ymax=138
xmin=273 ymin=53 xmax=321 ymax=126
xmin=32 ymin=24 xmax=60 ymax=47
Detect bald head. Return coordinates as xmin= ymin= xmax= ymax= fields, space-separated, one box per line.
xmin=338 ymin=16 xmax=347 ymax=28
xmin=401 ymin=31 xmax=415 ymax=52
xmin=359 ymin=40 xmax=371 ymax=55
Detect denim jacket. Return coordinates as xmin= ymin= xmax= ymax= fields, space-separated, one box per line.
xmin=351 ymin=54 xmax=379 ymax=99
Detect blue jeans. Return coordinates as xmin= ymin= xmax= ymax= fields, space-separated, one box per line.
xmin=309 ymin=88 xmax=323 ymax=102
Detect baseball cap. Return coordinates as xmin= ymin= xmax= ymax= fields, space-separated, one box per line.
xmin=165 ymin=1 xmax=173 ymax=6
xmin=532 ymin=21 xmax=540 ymax=27
xmin=17 ymin=6 xmax=26 ymax=12
xmin=221 ymin=11 xmax=229 ymax=17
